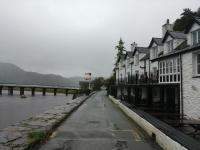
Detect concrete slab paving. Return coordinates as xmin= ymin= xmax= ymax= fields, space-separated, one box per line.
xmin=36 ymin=91 xmax=162 ymax=150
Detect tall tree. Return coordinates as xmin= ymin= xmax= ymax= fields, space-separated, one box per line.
xmin=115 ymin=38 xmax=126 ymax=59
xmin=173 ymin=8 xmax=200 ymax=31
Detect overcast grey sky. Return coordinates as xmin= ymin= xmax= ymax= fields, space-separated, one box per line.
xmin=0 ymin=0 xmax=199 ymax=77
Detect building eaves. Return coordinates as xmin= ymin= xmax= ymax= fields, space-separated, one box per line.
xmin=132 ymin=46 xmax=149 ymax=56
xmin=148 ymin=38 xmax=163 ymax=48
xmin=162 ymin=31 xmax=186 ymax=43
xmin=140 ymin=53 xmax=150 ymax=61
xmin=152 ymin=43 xmax=200 ymax=62
xmin=185 ymin=17 xmax=200 ymax=33
xmin=125 ymin=51 xmax=134 ymax=59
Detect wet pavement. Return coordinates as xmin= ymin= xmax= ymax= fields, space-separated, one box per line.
xmin=36 ymin=91 xmax=161 ymax=150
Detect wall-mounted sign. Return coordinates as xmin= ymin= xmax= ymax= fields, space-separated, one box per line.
xmin=85 ymin=73 xmax=92 ymax=80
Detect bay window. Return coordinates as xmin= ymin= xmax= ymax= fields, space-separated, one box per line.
xmin=159 ymin=57 xmax=180 ymax=83
xmin=167 ymin=40 xmax=173 ymax=53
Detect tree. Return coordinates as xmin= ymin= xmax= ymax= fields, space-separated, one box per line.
xmin=173 ymin=7 xmax=200 ymax=31
xmin=92 ymin=77 xmax=104 ymax=91
xmin=104 ymin=72 xmax=116 ymax=90
xmin=115 ymin=38 xmax=126 ymax=59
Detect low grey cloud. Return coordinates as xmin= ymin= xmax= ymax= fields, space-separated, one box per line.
xmin=0 ymin=0 xmax=199 ymax=77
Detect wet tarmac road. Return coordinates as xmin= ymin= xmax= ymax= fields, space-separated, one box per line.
xmin=37 ymin=91 xmax=161 ymax=150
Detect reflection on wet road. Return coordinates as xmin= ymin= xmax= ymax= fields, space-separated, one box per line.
xmin=37 ymin=91 xmax=161 ymax=150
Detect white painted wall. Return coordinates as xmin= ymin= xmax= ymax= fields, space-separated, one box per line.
xmin=187 ymin=23 xmax=200 ymax=45
xmin=182 ymin=51 xmax=200 ymax=119
xmin=109 ymin=95 xmax=188 ymax=150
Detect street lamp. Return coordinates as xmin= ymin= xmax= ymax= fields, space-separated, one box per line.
xmin=85 ymin=73 xmax=92 ymax=90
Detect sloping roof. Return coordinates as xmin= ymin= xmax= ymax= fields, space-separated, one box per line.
xmin=162 ymin=31 xmax=186 ymax=43
xmin=148 ymin=38 xmax=163 ymax=48
xmin=133 ymin=46 xmax=148 ymax=54
xmin=174 ymin=40 xmax=188 ymax=51
xmin=125 ymin=51 xmax=134 ymax=59
xmin=185 ymin=17 xmax=200 ymax=33
xmin=140 ymin=53 xmax=150 ymax=61
xmin=152 ymin=43 xmax=200 ymax=61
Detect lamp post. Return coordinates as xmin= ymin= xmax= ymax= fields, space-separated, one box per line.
xmin=85 ymin=73 xmax=92 ymax=90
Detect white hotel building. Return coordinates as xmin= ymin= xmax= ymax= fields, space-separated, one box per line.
xmin=115 ymin=17 xmax=200 ymax=120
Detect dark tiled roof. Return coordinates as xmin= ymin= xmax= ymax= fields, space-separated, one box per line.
xmin=135 ymin=47 xmax=149 ymax=53
xmin=154 ymin=38 xmax=163 ymax=45
xmin=152 ymin=43 xmax=200 ymax=61
xmin=170 ymin=31 xmax=187 ymax=39
xmin=148 ymin=38 xmax=163 ymax=48
xmin=174 ymin=41 xmax=189 ymax=51
xmin=125 ymin=51 xmax=134 ymax=58
xmin=185 ymin=17 xmax=200 ymax=33
xmin=162 ymin=31 xmax=186 ymax=43
xmin=140 ymin=53 xmax=150 ymax=61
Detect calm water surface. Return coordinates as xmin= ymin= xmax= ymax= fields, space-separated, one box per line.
xmin=0 ymin=90 xmax=73 ymax=129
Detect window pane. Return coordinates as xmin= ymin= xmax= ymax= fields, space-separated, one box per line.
xmin=166 ymin=61 xmax=169 ymax=73
xmin=170 ymin=75 xmax=173 ymax=82
xmin=193 ymin=31 xmax=197 ymax=45
xmin=198 ymin=64 xmax=200 ymax=74
xmin=163 ymin=62 xmax=165 ymax=74
xmin=170 ymin=61 xmax=173 ymax=73
xmin=167 ymin=75 xmax=169 ymax=82
xmin=174 ymin=75 xmax=177 ymax=82
xmin=173 ymin=59 xmax=176 ymax=73
xmin=197 ymin=54 xmax=200 ymax=63
xmin=178 ymin=74 xmax=180 ymax=81
xmin=177 ymin=58 xmax=180 ymax=72
xmin=163 ymin=76 xmax=165 ymax=82
xmin=198 ymin=30 xmax=200 ymax=44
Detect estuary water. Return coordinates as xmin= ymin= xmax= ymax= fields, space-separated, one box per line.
xmin=0 ymin=90 xmax=73 ymax=129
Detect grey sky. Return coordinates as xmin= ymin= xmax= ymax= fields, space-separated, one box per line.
xmin=0 ymin=0 xmax=199 ymax=77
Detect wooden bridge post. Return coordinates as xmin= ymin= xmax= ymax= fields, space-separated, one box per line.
xmin=54 ymin=88 xmax=57 ymax=96
xmin=134 ymin=87 xmax=138 ymax=106
xmin=65 ymin=89 xmax=68 ymax=96
xmin=8 ymin=87 xmax=13 ymax=95
xmin=0 ymin=86 xmax=2 ymax=95
xmin=160 ymin=86 xmax=164 ymax=112
xmin=127 ymin=85 xmax=131 ymax=103
xmin=147 ymin=86 xmax=153 ymax=107
xmin=20 ymin=87 xmax=24 ymax=96
xmin=42 ymin=88 xmax=46 ymax=96
xmin=31 ymin=88 xmax=35 ymax=96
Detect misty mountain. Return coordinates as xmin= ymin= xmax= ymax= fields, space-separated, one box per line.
xmin=0 ymin=62 xmax=84 ymax=87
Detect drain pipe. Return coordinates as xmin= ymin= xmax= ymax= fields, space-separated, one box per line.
xmin=180 ymin=54 xmax=184 ymax=121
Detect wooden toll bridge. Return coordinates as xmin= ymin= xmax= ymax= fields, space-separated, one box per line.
xmin=0 ymin=84 xmax=80 ymax=96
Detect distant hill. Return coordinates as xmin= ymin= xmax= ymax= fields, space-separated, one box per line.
xmin=0 ymin=62 xmax=83 ymax=87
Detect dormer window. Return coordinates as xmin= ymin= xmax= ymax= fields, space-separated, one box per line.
xmin=135 ymin=54 xmax=139 ymax=65
xmin=193 ymin=52 xmax=200 ymax=76
xmin=192 ymin=29 xmax=200 ymax=45
xmin=166 ymin=40 xmax=173 ymax=52
xmin=152 ymin=47 xmax=158 ymax=59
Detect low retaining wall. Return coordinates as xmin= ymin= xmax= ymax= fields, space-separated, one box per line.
xmin=109 ymin=95 xmax=200 ymax=150
xmin=0 ymin=92 xmax=95 ymax=150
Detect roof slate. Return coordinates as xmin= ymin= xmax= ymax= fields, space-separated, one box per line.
xmin=148 ymin=37 xmax=163 ymax=48
xmin=162 ymin=31 xmax=186 ymax=43
xmin=184 ymin=17 xmax=200 ymax=33
xmin=135 ymin=47 xmax=149 ymax=53
xmin=140 ymin=53 xmax=150 ymax=61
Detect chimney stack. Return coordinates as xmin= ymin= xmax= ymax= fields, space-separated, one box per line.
xmin=131 ymin=42 xmax=137 ymax=51
xmin=162 ymin=19 xmax=173 ymax=37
